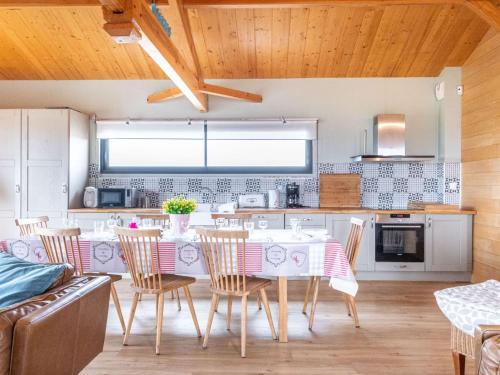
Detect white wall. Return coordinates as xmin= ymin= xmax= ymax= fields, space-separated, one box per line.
xmin=0 ymin=78 xmax=439 ymax=162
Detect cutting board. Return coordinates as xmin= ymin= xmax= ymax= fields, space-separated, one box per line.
xmin=407 ymin=202 xmax=459 ymax=211
xmin=320 ymin=174 xmax=361 ymax=208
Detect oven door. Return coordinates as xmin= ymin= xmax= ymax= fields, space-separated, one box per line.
xmin=98 ymin=188 xmax=125 ymax=208
xmin=375 ymin=223 xmax=425 ymax=262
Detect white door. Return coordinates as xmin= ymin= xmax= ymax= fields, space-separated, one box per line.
xmin=326 ymin=214 xmax=375 ymax=272
xmin=425 ymin=214 xmax=472 ymax=272
xmin=22 ymin=109 xmax=69 ymax=226
xmin=0 ymin=110 xmax=22 ymax=238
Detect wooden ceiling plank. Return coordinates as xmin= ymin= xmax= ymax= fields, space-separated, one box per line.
xmin=187 ymin=8 xmax=213 ymax=77
xmin=464 ymin=0 xmax=500 ymax=32
xmin=147 ymin=86 xmax=184 ymax=102
xmin=285 ymin=7 xmax=309 ymax=77
xmin=197 ymin=8 xmax=227 ymax=78
xmin=200 ymin=82 xmax=262 ymax=102
xmin=217 ymin=9 xmax=241 ymax=78
xmin=301 ymin=6 xmax=328 ymax=77
xmin=254 ymin=8 xmax=272 ymax=77
xmin=270 ymin=8 xmax=290 ymax=78
xmin=346 ymin=7 xmax=384 ymax=76
xmin=167 ymin=0 xmax=204 ymax=77
xmin=235 ymin=8 xmax=257 ymax=78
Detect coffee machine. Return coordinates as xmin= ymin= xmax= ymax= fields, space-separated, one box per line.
xmin=286 ymin=183 xmax=301 ymax=208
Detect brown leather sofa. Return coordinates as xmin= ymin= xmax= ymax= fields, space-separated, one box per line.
xmin=475 ymin=325 xmax=500 ymax=375
xmin=0 ymin=275 xmax=111 ymax=375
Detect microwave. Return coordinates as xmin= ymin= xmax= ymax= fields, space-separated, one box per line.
xmin=98 ymin=188 xmax=139 ymax=208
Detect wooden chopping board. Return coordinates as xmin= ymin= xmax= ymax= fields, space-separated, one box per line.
xmin=320 ymin=174 xmax=361 ymax=208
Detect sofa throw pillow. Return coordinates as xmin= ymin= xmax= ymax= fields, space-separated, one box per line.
xmin=0 ymin=252 xmax=69 ymax=308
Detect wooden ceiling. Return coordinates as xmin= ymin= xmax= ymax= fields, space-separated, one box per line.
xmin=0 ymin=2 xmax=492 ymax=79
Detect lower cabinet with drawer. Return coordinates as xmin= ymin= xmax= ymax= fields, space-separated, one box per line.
xmin=284 ymin=213 xmax=326 ymax=229
xmin=250 ymin=213 xmax=285 ymax=229
xmin=375 ymin=262 xmax=425 ymax=272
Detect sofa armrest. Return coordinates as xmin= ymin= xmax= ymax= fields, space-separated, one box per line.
xmin=9 ymin=276 xmax=111 ymax=375
xmin=475 ymin=325 xmax=500 ymax=375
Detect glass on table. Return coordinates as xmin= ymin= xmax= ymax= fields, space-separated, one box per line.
xmin=258 ymin=220 xmax=268 ymax=230
xmin=106 ymin=217 xmax=117 ymax=231
xmin=142 ymin=218 xmax=153 ymax=228
xmin=215 ymin=218 xmax=227 ymax=229
xmin=243 ymin=221 xmax=255 ymax=235
xmin=94 ymin=221 xmax=105 ymax=234
xmin=229 ymin=219 xmax=240 ymax=229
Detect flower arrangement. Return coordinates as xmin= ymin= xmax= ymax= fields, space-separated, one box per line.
xmin=162 ymin=196 xmax=197 ymax=215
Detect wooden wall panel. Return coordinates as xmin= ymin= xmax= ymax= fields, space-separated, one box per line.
xmin=0 ymin=4 xmax=491 ymax=79
xmin=462 ymin=28 xmax=500 ymax=282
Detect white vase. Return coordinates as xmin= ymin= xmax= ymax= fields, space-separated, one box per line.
xmin=169 ymin=214 xmax=190 ymax=236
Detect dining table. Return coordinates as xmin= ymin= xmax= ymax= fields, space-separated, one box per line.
xmin=1 ymin=228 xmax=358 ymax=343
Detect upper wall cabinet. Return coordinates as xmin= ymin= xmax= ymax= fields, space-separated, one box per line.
xmin=0 ymin=109 xmax=89 ymax=238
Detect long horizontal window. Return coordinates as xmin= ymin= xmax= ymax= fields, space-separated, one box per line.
xmin=98 ymin=119 xmax=316 ymax=174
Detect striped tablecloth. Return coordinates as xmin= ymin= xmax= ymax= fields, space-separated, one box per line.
xmin=0 ymin=232 xmax=358 ymax=296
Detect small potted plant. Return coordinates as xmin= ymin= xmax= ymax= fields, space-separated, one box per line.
xmin=162 ymin=196 xmax=197 ymax=236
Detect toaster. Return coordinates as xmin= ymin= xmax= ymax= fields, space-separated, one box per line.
xmin=238 ymin=194 xmax=266 ymax=208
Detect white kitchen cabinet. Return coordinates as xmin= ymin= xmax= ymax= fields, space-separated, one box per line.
xmin=0 ymin=110 xmax=22 ymax=239
xmin=425 ymin=214 xmax=472 ymax=272
xmin=0 ymin=109 xmax=89 ymax=236
xmin=250 ymin=213 xmax=284 ymax=229
xmin=326 ymin=213 xmax=375 ymax=272
xmin=285 ymin=213 xmax=326 ymax=228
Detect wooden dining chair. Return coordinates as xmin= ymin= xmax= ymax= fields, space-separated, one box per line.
xmin=197 ymin=228 xmax=277 ymax=357
xmin=15 ymin=216 xmax=49 ymax=236
xmin=211 ymin=213 xmax=252 ymax=229
xmin=210 ymin=213 xmax=262 ymax=310
xmin=115 ymin=227 xmax=201 ymax=355
xmin=136 ymin=214 xmax=181 ymax=309
xmin=303 ymin=217 xmax=366 ymax=330
xmin=36 ymin=227 xmax=127 ymax=334
xmin=136 ymin=214 xmax=170 ymax=227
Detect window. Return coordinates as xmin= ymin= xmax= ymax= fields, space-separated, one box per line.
xmin=98 ymin=119 xmax=316 ymax=174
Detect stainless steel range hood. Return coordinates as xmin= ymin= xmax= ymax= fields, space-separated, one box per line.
xmin=351 ymin=114 xmax=435 ymax=162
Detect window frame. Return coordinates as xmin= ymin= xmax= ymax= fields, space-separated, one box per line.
xmin=99 ymin=138 xmax=314 ymax=175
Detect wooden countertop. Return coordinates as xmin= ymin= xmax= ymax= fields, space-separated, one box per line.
xmin=68 ymin=207 xmax=476 ymax=215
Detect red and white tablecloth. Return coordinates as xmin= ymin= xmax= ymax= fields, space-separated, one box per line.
xmin=0 ymin=233 xmax=358 ymax=296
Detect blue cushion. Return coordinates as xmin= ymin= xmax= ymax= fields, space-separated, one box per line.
xmin=0 ymin=252 xmax=67 ymax=308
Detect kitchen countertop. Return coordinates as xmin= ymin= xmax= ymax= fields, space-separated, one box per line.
xmin=68 ymin=207 xmax=477 ymax=215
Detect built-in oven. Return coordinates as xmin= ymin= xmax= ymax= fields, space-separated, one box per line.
xmin=375 ymin=214 xmax=425 ymax=262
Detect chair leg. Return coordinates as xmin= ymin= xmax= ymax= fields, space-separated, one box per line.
xmin=343 ymin=294 xmax=352 ymax=317
xmin=259 ymin=288 xmax=277 ymax=340
xmin=241 ymin=294 xmax=248 ymax=358
xmin=123 ymin=292 xmax=139 ymax=346
xmin=214 ymin=294 xmax=220 ymax=313
xmin=452 ymin=351 xmax=465 ymax=375
xmin=183 ymin=286 xmax=201 ymax=337
xmin=155 ymin=293 xmax=165 ymax=355
xmin=227 ymin=296 xmax=233 ymax=331
xmin=347 ymin=295 xmax=360 ymax=328
xmin=138 ymin=293 xmax=142 ymax=302
xmin=170 ymin=290 xmax=175 ymax=299
xmin=110 ymin=283 xmax=126 ymax=335
xmin=203 ymin=294 xmax=218 ymax=349
xmin=308 ymin=277 xmax=321 ymax=330
xmin=302 ymin=277 xmax=314 ymax=314
xmin=175 ymin=289 xmax=181 ymax=311
xmin=257 ymin=293 xmax=262 ymax=310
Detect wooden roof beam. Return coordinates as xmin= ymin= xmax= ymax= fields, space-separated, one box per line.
xmin=464 ymin=0 xmax=500 ymax=32
xmin=101 ymin=0 xmax=208 ymax=111
xmin=200 ymin=83 xmax=262 ymax=102
xmin=147 ymin=87 xmax=183 ymax=103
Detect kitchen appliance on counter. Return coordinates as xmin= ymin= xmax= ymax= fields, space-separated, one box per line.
xmin=351 ymin=114 xmax=435 ymax=162
xmin=83 ymin=187 xmax=98 ymax=208
xmin=286 ymin=183 xmax=301 ymax=208
xmin=375 ymin=214 xmax=425 ymax=262
xmin=238 ymin=194 xmax=266 ymax=208
xmin=268 ymin=190 xmax=280 ymax=208
xmin=84 ymin=187 xmax=139 ymax=208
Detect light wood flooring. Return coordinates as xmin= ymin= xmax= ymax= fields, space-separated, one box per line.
xmin=82 ymin=280 xmax=473 ymax=375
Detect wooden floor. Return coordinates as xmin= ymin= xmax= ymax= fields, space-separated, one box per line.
xmin=82 ymin=280 xmax=473 ymax=375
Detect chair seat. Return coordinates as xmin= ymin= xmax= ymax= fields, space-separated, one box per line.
xmin=84 ymin=272 xmax=122 ymax=283
xmin=435 ymin=279 xmax=500 ymax=336
xmin=212 ymin=276 xmax=272 ymax=295
xmin=130 ymin=274 xmax=196 ymax=294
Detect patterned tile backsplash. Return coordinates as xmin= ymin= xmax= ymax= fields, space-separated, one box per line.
xmin=88 ymin=161 xmax=461 ymax=209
